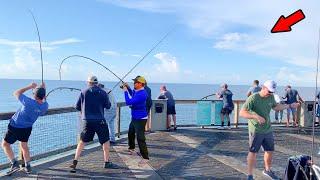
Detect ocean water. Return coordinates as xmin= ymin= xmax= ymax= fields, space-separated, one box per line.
xmin=0 ymin=79 xmax=317 ymax=165
xmin=0 ymin=79 xmax=317 ymax=113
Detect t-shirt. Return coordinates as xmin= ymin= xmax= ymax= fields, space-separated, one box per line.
xmin=218 ymin=89 xmax=234 ymax=109
xmin=10 ymin=94 xmax=49 ymax=128
xmin=242 ymin=93 xmax=277 ymax=133
xmin=284 ymin=89 xmax=299 ymax=104
xmin=247 ymin=86 xmax=261 ymax=95
xmin=158 ymin=91 xmax=175 ymax=107
xmin=76 ymin=85 xmax=111 ymax=121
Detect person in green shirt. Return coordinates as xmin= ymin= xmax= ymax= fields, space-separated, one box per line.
xmin=240 ymin=80 xmax=299 ymax=180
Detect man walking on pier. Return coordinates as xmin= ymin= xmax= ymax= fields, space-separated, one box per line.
xmin=121 ymin=76 xmax=149 ymax=165
xmin=240 ymin=80 xmax=299 ymax=180
xmin=2 ymin=82 xmax=48 ymax=175
xmin=70 ymin=76 xmax=115 ymax=172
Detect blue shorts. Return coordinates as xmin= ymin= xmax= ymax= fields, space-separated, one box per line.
xmin=287 ymin=106 xmax=297 ymax=114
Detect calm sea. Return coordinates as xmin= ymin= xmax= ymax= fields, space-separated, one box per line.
xmin=0 ymin=79 xmax=316 ymax=113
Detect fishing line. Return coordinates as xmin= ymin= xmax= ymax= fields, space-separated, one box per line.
xmin=58 ymin=55 xmax=123 ymax=83
xmin=109 ymin=27 xmax=175 ymax=93
xmin=46 ymin=87 xmax=81 ymax=98
xmin=29 ymin=10 xmax=44 ymax=84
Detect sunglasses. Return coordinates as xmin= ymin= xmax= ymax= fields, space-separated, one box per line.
xmin=268 ymin=90 xmax=274 ymax=94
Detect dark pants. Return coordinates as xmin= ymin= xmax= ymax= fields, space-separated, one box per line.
xmin=128 ymin=119 xmax=149 ymax=159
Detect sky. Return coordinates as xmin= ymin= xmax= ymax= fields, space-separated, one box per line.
xmin=0 ymin=0 xmax=320 ymax=86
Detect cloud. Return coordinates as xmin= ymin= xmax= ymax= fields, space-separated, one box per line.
xmin=102 ymin=0 xmax=320 ymax=70
xmin=49 ymin=38 xmax=83 ymax=45
xmin=154 ymin=52 xmax=179 ymax=73
xmin=0 ymin=38 xmax=82 ymax=52
xmin=0 ymin=37 xmax=83 ymax=79
xmin=102 ymin=50 xmax=121 ymax=57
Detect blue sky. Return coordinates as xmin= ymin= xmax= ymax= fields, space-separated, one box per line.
xmin=0 ymin=0 xmax=320 ymax=86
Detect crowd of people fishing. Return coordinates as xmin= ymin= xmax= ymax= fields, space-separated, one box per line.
xmin=2 ymin=11 xmax=320 ymax=180
xmin=1 ymin=74 xmax=178 ymax=176
xmin=2 ymin=74 xmax=318 ymax=179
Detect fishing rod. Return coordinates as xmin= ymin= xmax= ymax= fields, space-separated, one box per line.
xmin=110 ymin=27 xmax=175 ymax=93
xmin=46 ymin=87 xmax=81 ymax=98
xmin=200 ymin=93 xmax=216 ymax=100
xmin=29 ymin=10 xmax=44 ymax=84
xmin=58 ymin=55 xmax=124 ymax=84
xmin=312 ymin=28 xmax=320 ymax=165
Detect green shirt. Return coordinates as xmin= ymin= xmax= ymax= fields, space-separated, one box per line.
xmin=242 ymin=93 xmax=277 ymax=133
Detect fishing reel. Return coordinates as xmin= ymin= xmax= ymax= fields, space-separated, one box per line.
xmin=120 ymin=84 xmax=128 ymax=89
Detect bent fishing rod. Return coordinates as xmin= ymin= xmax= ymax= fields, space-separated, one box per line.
xmin=29 ymin=10 xmax=44 ymax=84
xmin=58 ymin=55 xmax=124 ymax=84
xmin=200 ymin=93 xmax=216 ymax=100
xmin=46 ymin=87 xmax=81 ymax=98
xmin=109 ymin=27 xmax=175 ymax=93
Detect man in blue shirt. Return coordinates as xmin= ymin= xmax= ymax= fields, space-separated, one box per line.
xmin=122 ymin=76 xmax=149 ymax=165
xmin=216 ymin=83 xmax=234 ymax=129
xmin=158 ymin=85 xmax=176 ymax=130
xmin=70 ymin=76 xmax=114 ymax=172
xmin=2 ymin=82 xmax=48 ymax=175
xmin=282 ymin=85 xmax=304 ymax=127
xmin=247 ymin=80 xmax=261 ymax=97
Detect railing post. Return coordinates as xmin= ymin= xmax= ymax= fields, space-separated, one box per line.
xmin=116 ymin=105 xmax=121 ymax=138
xmin=234 ymin=101 xmax=240 ymax=128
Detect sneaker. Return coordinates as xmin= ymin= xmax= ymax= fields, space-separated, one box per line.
xmin=262 ymin=169 xmax=280 ymax=180
xmin=24 ymin=165 xmax=32 ymax=174
xmin=69 ymin=160 xmax=77 ymax=173
xmin=6 ymin=161 xmax=20 ymax=176
xmin=247 ymin=175 xmax=254 ymax=180
xmin=104 ymin=161 xmax=117 ymax=169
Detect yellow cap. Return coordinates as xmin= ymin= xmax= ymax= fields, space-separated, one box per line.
xmin=132 ymin=76 xmax=146 ymax=84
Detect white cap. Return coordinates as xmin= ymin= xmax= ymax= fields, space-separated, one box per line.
xmin=263 ymin=80 xmax=277 ymax=93
xmin=87 ymin=75 xmax=98 ymax=83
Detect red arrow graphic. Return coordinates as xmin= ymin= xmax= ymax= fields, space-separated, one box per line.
xmin=271 ymin=9 xmax=305 ymax=33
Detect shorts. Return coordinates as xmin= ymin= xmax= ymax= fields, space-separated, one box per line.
xmin=4 ymin=124 xmax=32 ymax=144
xmin=287 ymin=105 xmax=297 ymax=114
xmin=221 ymin=107 xmax=233 ymax=115
xmin=167 ymin=105 xmax=176 ymax=115
xmin=80 ymin=120 xmax=109 ymax=145
xmin=249 ymin=131 xmax=274 ymax=153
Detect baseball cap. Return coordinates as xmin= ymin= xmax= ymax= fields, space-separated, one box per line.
xmin=34 ymin=87 xmax=46 ymax=100
xmin=263 ymin=80 xmax=277 ymax=93
xmin=87 ymin=75 xmax=98 ymax=83
xmin=132 ymin=76 xmax=146 ymax=84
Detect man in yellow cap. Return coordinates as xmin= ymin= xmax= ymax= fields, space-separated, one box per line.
xmin=121 ymin=75 xmax=149 ymax=165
